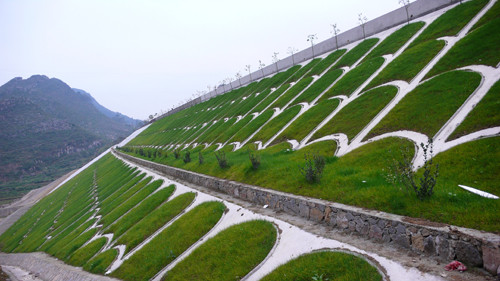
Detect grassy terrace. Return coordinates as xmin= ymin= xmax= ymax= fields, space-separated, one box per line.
xmin=319 ymin=57 xmax=385 ymax=102
xmin=448 ymin=79 xmax=500 ymax=140
xmin=111 ymin=201 xmax=225 ymax=281
xmin=117 ymin=192 xmax=196 ymax=254
xmin=365 ymin=40 xmax=444 ymax=89
xmin=292 ymin=68 xmax=343 ymax=104
xmin=273 ymin=99 xmax=340 ymax=144
xmin=270 ymin=76 xmax=314 ymax=109
xmin=313 ymin=86 xmax=397 ymax=141
xmin=366 ymin=71 xmax=481 ymax=139
xmin=250 ymin=105 xmax=301 ymax=144
xmin=230 ymin=110 xmax=274 ymax=143
xmin=104 ymin=185 xmax=175 ymax=237
xmin=363 ymin=22 xmax=425 ymax=61
xmin=334 ymin=38 xmax=379 ymax=68
xmin=164 ymin=220 xmax=277 ymax=281
xmin=261 ymin=251 xmax=382 ymax=281
xmin=84 ymin=248 xmax=118 ymax=274
xmin=408 ymin=0 xmax=489 ymax=48
xmin=426 ymin=16 xmax=500 ymax=78
xmin=122 ymin=135 xmax=499 ymax=232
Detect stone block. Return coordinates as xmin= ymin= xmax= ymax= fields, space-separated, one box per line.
xmin=393 ymin=233 xmax=410 ymax=249
xmin=336 ymin=212 xmax=349 ymax=229
xmin=456 ymin=241 xmax=482 ymax=267
xmin=298 ymin=202 xmax=310 ymax=218
xmin=436 ymin=235 xmax=449 ymax=258
xmin=369 ymin=225 xmax=383 ymax=241
xmin=412 ymin=234 xmax=424 ymax=252
xmin=310 ymin=207 xmax=324 ymax=222
xmin=424 ymin=235 xmax=435 ymax=255
xmin=396 ymin=223 xmax=406 ymax=235
xmin=482 ymin=243 xmax=500 ymax=275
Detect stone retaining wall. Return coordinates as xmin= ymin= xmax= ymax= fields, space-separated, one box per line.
xmin=115 ymin=150 xmax=500 ymax=274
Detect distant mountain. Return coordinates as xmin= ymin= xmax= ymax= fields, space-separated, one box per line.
xmin=0 ymin=75 xmax=142 ymax=203
xmin=72 ymin=88 xmax=142 ymax=127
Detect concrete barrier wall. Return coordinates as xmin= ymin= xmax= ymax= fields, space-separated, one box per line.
xmin=114 ymin=149 xmax=500 ymax=273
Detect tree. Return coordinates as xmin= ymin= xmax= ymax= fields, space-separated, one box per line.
xmin=235 ymin=72 xmax=242 ymax=87
xmin=288 ymin=46 xmax=298 ymax=65
xmin=258 ymin=60 xmax=265 ymax=77
xmin=358 ymin=13 xmax=368 ymax=39
xmin=227 ymin=77 xmax=234 ymax=91
xmin=330 ymin=23 xmax=340 ymax=50
xmin=245 ymin=64 xmax=252 ymax=81
xmin=272 ymin=52 xmax=279 ymax=72
xmin=307 ymin=34 xmax=318 ymax=58
xmin=399 ymin=0 xmax=411 ymax=24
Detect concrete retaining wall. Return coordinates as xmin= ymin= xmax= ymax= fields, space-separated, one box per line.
xmin=154 ymin=0 xmax=462 ymax=121
xmin=115 ymin=149 xmax=500 ymax=273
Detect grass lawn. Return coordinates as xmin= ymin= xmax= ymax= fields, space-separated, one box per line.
xmin=261 ymin=251 xmax=382 ymax=281
xmin=67 ymin=237 xmax=107 ymax=267
xmin=100 ymin=179 xmax=163 ymax=227
xmin=214 ymin=115 xmax=253 ymax=144
xmin=366 ymin=71 xmax=481 ymax=139
xmin=105 ymin=185 xmax=175 ymax=237
xmin=448 ymin=79 xmax=500 ymax=140
xmin=122 ymin=135 xmax=499 ymax=232
xmin=307 ymin=49 xmax=347 ymax=77
xmin=250 ymin=105 xmax=301 ymax=144
xmin=313 ymin=86 xmax=397 ymax=141
xmin=273 ymin=99 xmax=340 ymax=145
xmin=117 ymin=192 xmax=196 ymax=254
xmin=320 ymin=57 xmax=385 ymax=102
xmin=366 ymin=40 xmax=445 ymax=89
xmin=111 ymin=201 xmax=225 ymax=281
xmin=293 ymin=68 xmax=343 ymax=105
xmin=363 ymin=22 xmax=425 ymax=62
xmin=230 ymin=110 xmax=274 ymax=143
xmin=334 ymin=38 xmax=379 ymax=68
xmin=425 ymin=17 xmax=500 ymax=78
xmin=83 ymin=248 xmax=118 ymax=274
xmin=163 ymin=220 xmax=276 ymax=281
xmin=270 ymin=77 xmax=314 ymax=109
xmin=252 ymin=83 xmax=291 ymax=113
xmin=409 ymin=0 xmax=489 ymax=48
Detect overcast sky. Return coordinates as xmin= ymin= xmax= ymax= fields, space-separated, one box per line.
xmin=0 ymin=0 xmax=405 ymax=120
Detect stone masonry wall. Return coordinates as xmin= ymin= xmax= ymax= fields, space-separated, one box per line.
xmin=115 ymin=150 xmax=500 ymax=274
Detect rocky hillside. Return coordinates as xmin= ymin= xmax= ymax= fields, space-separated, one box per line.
xmin=0 ymin=75 xmax=142 ymax=203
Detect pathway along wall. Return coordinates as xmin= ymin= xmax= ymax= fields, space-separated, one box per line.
xmin=114 ymin=150 xmax=500 ymax=274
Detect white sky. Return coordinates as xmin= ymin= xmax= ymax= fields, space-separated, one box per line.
xmin=0 ymin=0 xmax=404 ymax=120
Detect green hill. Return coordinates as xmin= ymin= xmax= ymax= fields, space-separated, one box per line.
xmin=0 ymin=75 xmax=141 ymax=203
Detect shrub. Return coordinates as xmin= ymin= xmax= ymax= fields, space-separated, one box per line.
xmin=215 ymin=151 xmax=228 ymax=168
xmin=299 ymin=153 xmax=325 ymax=183
xmin=174 ymin=149 xmax=180 ymax=159
xmin=183 ymin=151 xmax=191 ymax=163
xmin=248 ymin=151 xmax=261 ymax=170
xmin=387 ymin=139 xmax=439 ymax=200
xmin=198 ymin=152 xmax=204 ymax=164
